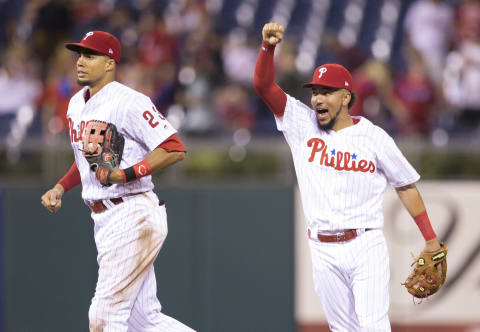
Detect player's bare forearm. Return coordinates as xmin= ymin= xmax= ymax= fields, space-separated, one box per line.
xmin=109 ymin=148 xmax=185 ymax=183
xmin=396 ymin=184 xmax=441 ymax=251
xmin=395 ymin=184 xmax=426 ymax=217
xmin=146 ymin=147 xmax=186 ymax=173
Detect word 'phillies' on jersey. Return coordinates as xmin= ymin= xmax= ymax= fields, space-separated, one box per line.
xmin=276 ymin=94 xmax=420 ymax=232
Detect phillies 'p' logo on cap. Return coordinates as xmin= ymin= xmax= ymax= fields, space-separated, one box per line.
xmin=318 ymin=67 xmax=328 ymax=78
xmin=65 ymin=31 xmax=121 ymax=63
xmin=303 ymin=63 xmax=353 ymax=91
xmin=83 ymin=31 xmax=94 ymax=40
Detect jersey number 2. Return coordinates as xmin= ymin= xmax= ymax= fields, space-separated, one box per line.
xmin=143 ymin=106 xmax=165 ymax=128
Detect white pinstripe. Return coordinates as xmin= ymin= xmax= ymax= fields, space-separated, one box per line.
xmin=66 ymin=82 xmax=193 ymax=331
xmin=276 ymin=94 xmax=420 ymax=232
xmin=127 ymin=268 xmax=193 ymax=332
xmin=309 ymin=230 xmax=390 ymax=331
xmin=276 ymin=94 xmax=418 ymax=331
xmin=88 ymin=192 xmax=195 ymax=332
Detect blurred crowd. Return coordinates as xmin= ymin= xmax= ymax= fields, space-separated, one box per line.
xmin=0 ymin=0 xmax=480 ymax=152
xmin=348 ymin=0 xmax=480 ymax=142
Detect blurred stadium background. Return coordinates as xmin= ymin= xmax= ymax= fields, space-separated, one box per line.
xmin=0 ymin=0 xmax=479 ymax=331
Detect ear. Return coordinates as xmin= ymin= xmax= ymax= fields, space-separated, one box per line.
xmin=105 ymin=58 xmax=115 ymax=72
xmin=343 ymin=91 xmax=351 ymax=107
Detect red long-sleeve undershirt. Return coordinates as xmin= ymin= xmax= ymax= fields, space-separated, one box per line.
xmin=253 ymin=41 xmax=287 ymax=117
xmin=57 ymin=133 xmax=186 ymax=192
xmin=57 ymin=162 xmax=81 ymax=193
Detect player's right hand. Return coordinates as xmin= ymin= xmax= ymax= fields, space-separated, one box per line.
xmin=41 ymin=184 xmax=64 ymax=213
xmin=262 ymin=22 xmax=284 ymax=46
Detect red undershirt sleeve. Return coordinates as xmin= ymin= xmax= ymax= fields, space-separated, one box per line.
xmin=156 ymin=134 xmax=186 ymax=152
xmin=57 ymin=162 xmax=81 ymax=193
xmin=253 ymin=41 xmax=287 ymax=117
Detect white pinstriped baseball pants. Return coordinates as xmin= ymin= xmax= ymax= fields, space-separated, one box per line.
xmin=308 ymin=229 xmax=391 ymax=332
xmin=88 ymin=191 xmax=195 ymax=332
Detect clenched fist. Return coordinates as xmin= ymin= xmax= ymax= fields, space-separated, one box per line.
xmin=41 ymin=184 xmax=65 ymax=213
xmin=262 ymin=22 xmax=284 ymax=46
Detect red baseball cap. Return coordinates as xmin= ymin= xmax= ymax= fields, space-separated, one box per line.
xmin=66 ymin=31 xmax=121 ymax=63
xmin=303 ymin=64 xmax=353 ymax=91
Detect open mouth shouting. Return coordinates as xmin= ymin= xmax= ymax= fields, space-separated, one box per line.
xmin=316 ymin=108 xmax=330 ymax=122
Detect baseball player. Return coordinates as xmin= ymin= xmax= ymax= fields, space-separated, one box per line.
xmin=40 ymin=31 xmax=195 ymax=332
xmin=254 ymin=23 xmax=445 ymax=331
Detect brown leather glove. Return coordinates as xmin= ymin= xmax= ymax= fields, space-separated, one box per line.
xmin=403 ymin=243 xmax=448 ymax=298
xmin=81 ymin=120 xmax=124 ymax=186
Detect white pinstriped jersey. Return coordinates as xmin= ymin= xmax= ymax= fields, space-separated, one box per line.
xmin=276 ymin=94 xmax=420 ymax=232
xmin=67 ymin=81 xmax=177 ymax=201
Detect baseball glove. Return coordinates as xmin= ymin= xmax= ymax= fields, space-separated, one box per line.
xmin=81 ymin=120 xmax=125 ymax=186
xmin=403 ymin=243 xmax=448 ymax=299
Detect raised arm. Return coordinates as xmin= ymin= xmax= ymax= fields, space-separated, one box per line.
xmin=253 ymin=22 xmax=287 ymax=117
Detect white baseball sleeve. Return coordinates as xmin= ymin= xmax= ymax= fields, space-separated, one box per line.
xmin=122 ymin=95 xmax=177 ymax=152
xmin=275 ymin=94 xmax=317 ymax=149
xmin=376 ymin=131 xmax=420 ymax=187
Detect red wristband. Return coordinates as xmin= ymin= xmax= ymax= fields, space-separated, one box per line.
xmin=121 ymin=160 xmax=152 ymax=183
xmin=133 ymin=160 xmax=151 ymax=177
xmin=413 ymin=211 xmax=437 ymax=241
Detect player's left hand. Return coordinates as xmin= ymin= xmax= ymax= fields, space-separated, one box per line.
xmin=108 ymin=168 xmax=124 ymax=184
xmin=423 ymin=238 xmax=443 ymax=275
xmin=403 ymin=242 xmax=448 ymax=298
xmin=423 ymin=238 xmax=441 ymax=252
xmin=81 ymin=121 xmax=125 ymax=187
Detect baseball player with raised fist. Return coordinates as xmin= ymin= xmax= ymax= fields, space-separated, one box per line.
xmin=40 ymin=31 xmax=195 ymax=332
xmin=254 ymin=23 xmax=447 ymax=331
